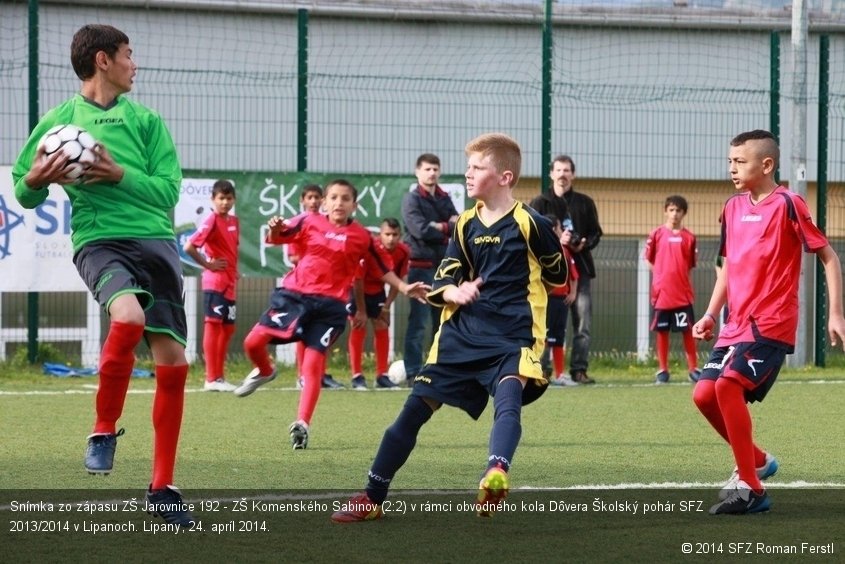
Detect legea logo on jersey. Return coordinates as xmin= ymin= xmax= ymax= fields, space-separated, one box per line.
xmin=0 ymin=195 xmax=26 ymax=259
xmin=741 ymin=214 xmax=763 ymax=222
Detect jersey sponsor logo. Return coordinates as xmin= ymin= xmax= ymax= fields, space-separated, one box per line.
xmin=741 ymin=214 xmax=763 ymax=222
xmin=473 ymin=235 xmax=501 ymax=245
xmin=93 ymin=117 xmax=125 ymax=125
xmin=668 ymin=236 xmax=683 ymax=243
xmin=325 ymin=231 xmax=348 ymax=242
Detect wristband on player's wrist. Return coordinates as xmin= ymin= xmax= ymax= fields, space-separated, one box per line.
xmin=703 ymin=312 xmax=717 ymax=323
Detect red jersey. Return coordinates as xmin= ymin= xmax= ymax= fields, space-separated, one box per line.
xmin=717 ymin=187 xmax=828 ymax=348
xmin=188 ymin=212 xmax=240 ymax=299
xmin=358 ymin=239 xmax=410 ymax=295
xmin=268 ymin=213 xmax=394 ymax=302
xmin=549 ymin=248 xmax=579 ymax=297
xmin=644 ymin=225 xmax=697 ymax=309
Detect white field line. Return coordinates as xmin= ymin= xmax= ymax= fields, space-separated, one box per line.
xmin=0 ymin=379 xmax=842 ymax=396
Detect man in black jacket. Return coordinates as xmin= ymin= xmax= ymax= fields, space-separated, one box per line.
xmin=529 ymin=155 xmax=602 ymax=384
xmin=401 ymin=153 xmax=459 ymax=381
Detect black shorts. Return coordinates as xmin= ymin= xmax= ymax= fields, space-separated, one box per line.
xmin=650 ymin=304 xmax=695 ymax=333
xmin=699 ymin=342 xmax=787 ymax=403
xmin=546 ymin=294 xmax=569 ymax=345
xmin=411 ymin=348 xmax=548 ymax=420
xmin=73 ymin=239 xmax=187 ymax=346
xmin=204 ymin=291 xmax=236 ymax=325
xmin=255 ymin=288 xmax=347 ymax=353
xmin=347 ymin=291 xmax=386 ymax=320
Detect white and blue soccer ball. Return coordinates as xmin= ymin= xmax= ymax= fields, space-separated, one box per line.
xmin=387 ymin=359 xmax=406 ymax=385
xmin=38 ymin=124 xmax=99 ymax=184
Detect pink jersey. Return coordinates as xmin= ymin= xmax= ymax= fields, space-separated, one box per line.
xmin=717 ymin=187 xmax=828 ymax=348
xmin=358 ymin=239 xmax=410 ymax=295
xmin=644 ymin=225 xmax=697 ymax=309
xmin=268 ymin=213 xmax=394 ymax=302
xmin=188 ymin=212 xmax=240 ymax=299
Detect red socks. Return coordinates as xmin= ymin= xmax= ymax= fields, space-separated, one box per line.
xmin=656 ymin=331 xmax=670 ymax=372
xmin=551 ymin=345 xmax=565 ymax=377
xmin=297 ymin=347 xmax=326 ymax=425
xmin=151 ymin=364 xmax=188 ymax=489
xmin=348 ymin=326 xmax=366 ymax=374
xmin=203 ymin=321 xmax=223 ymax=381
xmin=374 ymin=328 xmax=389 ymax=375
xmin=244 ymin=328 xmax=275 ymax=376
xmin=93 ymin=321 xmax=145 ymax=434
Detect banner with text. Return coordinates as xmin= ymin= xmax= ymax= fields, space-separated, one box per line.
xmin=177 ymin=171 xmax=467 ymax=278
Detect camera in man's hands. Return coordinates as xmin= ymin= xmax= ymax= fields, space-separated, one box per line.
xmin=567 ymin=230 xmax=581 ymax=244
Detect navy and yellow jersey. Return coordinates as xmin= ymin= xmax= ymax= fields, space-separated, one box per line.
xmin=426 ymin=201 xmax=567 ymax=364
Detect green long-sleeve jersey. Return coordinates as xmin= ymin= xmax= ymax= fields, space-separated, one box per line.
xmin=12 ymin=94 xmax=182 ymax=252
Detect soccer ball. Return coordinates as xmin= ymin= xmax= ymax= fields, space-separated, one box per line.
xmin=38 ymin=124 xmax=99 ymax=184
xmin=387 ymin=360 xmax=406 ymax=384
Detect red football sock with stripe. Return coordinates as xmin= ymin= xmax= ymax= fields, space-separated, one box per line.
xmin=656 ymin=331 xmax=670 ymax=372
xmin=203 ymin=321 xmax=223 ymax=381
xmin=374 ymin=328 xmax=389 ymax=375
xmin=297 ymin=347 xmax=326 ymax=425
xmin=348 ymin=326 xmax=366 ymax=374
xmin=151 ymin=364 xmax=188 ymax=489
xmin=243 ymin=328 xmax=274 ymax=376
xmin=682 ymin=330 xmax=698 ymax=371
xmin=715 ymin=375 xmax=763 ymax=492
xmin=296 ymin=341 xmax=305 ymax=376
xmin=93 ymin=321 xmax=145 ymax=435
xmin=217 ymin=323 xmax=235 ymax=379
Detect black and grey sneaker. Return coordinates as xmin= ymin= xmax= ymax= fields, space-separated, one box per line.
xmin=289 ymin=421 xmax=309 ymax=450
xmin=688 ymin=369 xmax=702 ymax=383
xmin=321 ymin=374 xmax=346 ymax=389
xmin=146 ymin=485 xmax=198 ymax=526
xmin=351 ymin=374 xmax=368 ymax=390
xmin=375 ymin=375 xmax=399 ymax=389
xmin=84 ymin=428 xmax=125 ymax=475
xmin=655 ymin=370 xmax=670 ymax=385
xmin=709 ymin=481 xmax=771 ymax=515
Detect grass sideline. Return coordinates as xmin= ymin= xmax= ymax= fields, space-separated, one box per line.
xmin=1 ymin=359 xmax=843 ymax=562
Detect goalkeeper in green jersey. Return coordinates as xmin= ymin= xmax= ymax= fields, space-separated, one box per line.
xmin=12 ymin=24 xmax=195 ymax=527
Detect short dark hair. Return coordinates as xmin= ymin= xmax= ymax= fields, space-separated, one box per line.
xmin=212 ymin=179 xmax=235 ymax=197
xmin=381 ymin=217 xmax=401 ymax=230
xmin=664 ymin=195 xmax=687 ymax=213
xmin=550 ymin=154 xmax=575 ymax=174
xmin=300 ymin=184 xmax=323 ymax=200
xmin=731 ymin=129 xmax=780 ymax=166
xmin=71 ymin=24 xmax=129 ymax=80
xmin=325 ymin=178 xmax=357 ymax=201
xmin=416 ymin=153 xmax=440 ymax=168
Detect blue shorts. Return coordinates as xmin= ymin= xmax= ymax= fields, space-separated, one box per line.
xmin=412 ymin=349 xmax=548 ymax=420
xmin=546 ymin=294 xmax=569 ymax=345
xmin=347 ymin=291 xmax=386 ymax=320
xmin=203 ymin=291 xmax=236 ymax=325
xmin=254 ymin=288 xmax=346 ymax=353
xmin=650 ymin=304 xmax=695 ymax=333
xmin=73 ymin=239 xmax=187 ymax=346
xmin=699 ymin=342 xmax=787 ymax=403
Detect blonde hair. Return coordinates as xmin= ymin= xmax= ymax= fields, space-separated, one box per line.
xmin=465 ymin=132 xmax=522 ymax=188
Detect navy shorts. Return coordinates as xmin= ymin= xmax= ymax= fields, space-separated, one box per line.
xmin=699 ymin=342 xmax=787 ymax=403
xmin=204 ymin=291 xmax=236 ymax=325
xmin=347 ymin=291 xmax=386 ymax=320
xmin=546 ymin=294 xmax=569 ymax=345
xmin=73 ymin=239 xmax=187 ymax=346
xmin=650 ymin=304 xmax=695 ymax=333
xmin=255 ymin=288 xmax=346 ymax=353
xmin=412 ymin=348 xmax=549 ymax=420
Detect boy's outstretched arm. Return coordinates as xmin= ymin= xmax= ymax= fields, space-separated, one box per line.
xmin=381 ymin=271 xmax=430 ymax=303
xmin=817 ymin=245 xmax=845 ymax=349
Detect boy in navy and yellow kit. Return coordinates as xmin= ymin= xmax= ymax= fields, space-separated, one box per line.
xmin=333 ymin=132 xmax=569 ymax=522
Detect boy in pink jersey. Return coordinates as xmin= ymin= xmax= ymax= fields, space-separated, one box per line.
xmin=691 ymin=130 xmax=845 ymax=515
xmin=184 ymin=180 xmax=240 ymax=392
xmin=347 ymin=217 xmax=411 ymax=390
xmin=644 ymin=195 xmax=700 ymax=385
xmin=233 ymin=179 xmax=429 ymax=449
